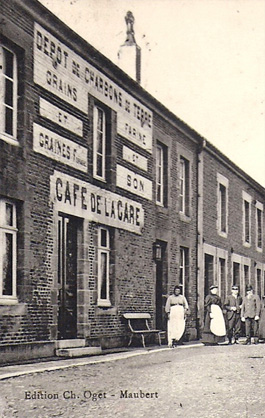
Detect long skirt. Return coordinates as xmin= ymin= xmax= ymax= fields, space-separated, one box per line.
xmin=201 ymin=311 xmax=225 ymax=345
xmin=167 ymin=305 xmax=185 ymax=346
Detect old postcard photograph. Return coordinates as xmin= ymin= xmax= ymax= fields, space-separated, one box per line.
xmin=0 ymin=0 xmax=264 ymax=416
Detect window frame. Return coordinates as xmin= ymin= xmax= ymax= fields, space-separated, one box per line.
xmin=217 ymin=257 xmax=226 ymax=301
xmin=179 ymin=246 xmax=189 ymax=297
xmin=256 ymin=267 xmax=262 ymax=297
xmin=0 ymin=199 xmax=18 ymax=304
xmin=156 ymin=143 xmax=164 ymax=205
xmin=93 ymin=106 xmax=106 ymax=182
xmin=0 ymin=45 xmax=18 ymax=145
xmin=242 ymin=191 xmax=251 ymax=247
xmin=179 ymin=156 xmax=190 ymax=217
xmin=255 ymin=201 xmax=263 ymax=252
xmin=97 ymin=227 xmax=111 ymax=307
xmin=217 ymin=173 xmax=228 ymax=238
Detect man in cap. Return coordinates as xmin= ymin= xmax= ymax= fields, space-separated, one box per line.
xmin=224 ymin=285 xmax=242 ymax=344
xmin=241 ymin=284 xmax=261 ymax=344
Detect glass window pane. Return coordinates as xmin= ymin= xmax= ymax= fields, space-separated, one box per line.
xmin=4 ymin=48 xmax=14 ymax=79
xmin=244 ymin=265 xmax=249 ymax=283
xmin=233 ymin=262 xmax=240 ymax=287
xmin=5 ymin=203 xmax=13 ymax=226
xmin=157 ymin=184 xmax=161 ymax=203
xmin=96 ymin=155 xmax=103 ymax=177
xmin=257 ymin=269 xmax=261 ymax=296
xmin=97 ymin=109 xmax=103 ymax=131
xmin=100 ymin=252 xmax=107 ymax=300
xmin=97 ymin=132 xmax=103 ymax=154
xmin=220 ymin=184 xmax=226 ymax=232
xmin=101 ymin=229 xmax=107 ymax=247
xmin=2 ymin=233 xmax=13 ymax=296
xmin=5 ymin=107 xmax=13 ymax=135
xmin=257 ymin=209 xmax=262 ymax=247
xmin=244 ymin=201 xmax=250 ymax=242
xmin=5 ymin=79 xmax=13 ymax=107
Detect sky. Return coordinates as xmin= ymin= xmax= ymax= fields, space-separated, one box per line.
xmin=38 ymin=0 xmax=265 ymax=187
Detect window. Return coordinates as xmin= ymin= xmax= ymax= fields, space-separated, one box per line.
xmin=179 ymin=156 xmax=190 ymax=216
xmin=244 ymin=201 xmax=250 ymax=243
xmin=0 ymin=46 xmax=18 ymax=142
xmin=179 ymin=247 xmax=189 ymax=296
xmin=242 ymin=191 xmax=251 ymax=246
xmin=256 ymin=268 xmax=262 ymax=297
xmin=97 ymin=227 xmax=110 ymax=307
xmin=218 ymin=258 xmax=226 ymax=301
xmin=204 ymin=253 xmax=214 ymax=297
xmin=156 ymin=144 xmax=163 ymax=205
xmin=93 ymin=106 xmax=106 ymax=181
xmin=217 ymin=174 xmax=228 ymax=237
xmin=156 ymin=142 xmax=167 ymax=206
xmin=243 ymin=264 xmax=250 ymax=286
xmin=232 ymin=262 xmax=240 ymax=288
xmin=0 ymin=200 xmax=17 ymax=302
xmin=255 ymin=201 xmax=263 ymax=251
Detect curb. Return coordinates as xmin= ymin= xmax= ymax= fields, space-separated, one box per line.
xmin=0 ymin=342 xmax=204 ymax=381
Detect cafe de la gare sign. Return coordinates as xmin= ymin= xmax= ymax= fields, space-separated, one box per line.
xmin=50 ymin=171 xmax=144 ymax=234
xmin=34 ymin=23 xmax=153 ymax=153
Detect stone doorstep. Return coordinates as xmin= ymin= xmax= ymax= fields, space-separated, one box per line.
xmin=56 ymin=346 xmax=102 ymax=358
xmin=55 ymin=339 xmax=86 ymax=349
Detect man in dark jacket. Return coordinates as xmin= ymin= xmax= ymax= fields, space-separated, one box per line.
xmin=241 ymin=284 xmax=261 ymax=344
xmin=224 ymin=285 xmax=242 ymax=344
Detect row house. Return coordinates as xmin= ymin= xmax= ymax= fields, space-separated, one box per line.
xmin=197 ymin=142 xmax=265 ymax=331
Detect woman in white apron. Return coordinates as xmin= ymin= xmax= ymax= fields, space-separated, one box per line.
xmin=165 ymin=285 xmax=190 ymax=348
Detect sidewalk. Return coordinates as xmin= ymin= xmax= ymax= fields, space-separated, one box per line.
xmin=0 ymin=341 xmax=203 ymax=381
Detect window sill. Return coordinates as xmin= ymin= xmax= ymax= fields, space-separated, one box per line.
xmin=218 ymin=231 xmax=228 ymax=239
xmin=256 ymin=246 xmax=262 ymax=253
xmin=0 ymin=297 xmax=18 ymax=306
xmin=0 ymin=134 xmax=19 ymax=147
xmin=97 ymin=300 xmax=111 ymax=308
xmin=93 ymin=175 xmax=106 ymax=183
xmin=179 ymin=212 xmax=191 ymax=223
xmin=243 ymin=242 xmax=251 ymax=248
xmin=96 ymin=306 xmax=117 ymax=316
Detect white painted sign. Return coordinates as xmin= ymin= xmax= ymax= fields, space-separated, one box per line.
xmin=116 ymin=165 xmax=153 ymax=201
xmin=33 ymin=123 xmax=87 ymax=172
xmin=122 ymin=146 xmax=148 ymax=171
xmin=34 ymin=23 xmax=153 ymax=152
xmin=39 ymin=98 xmax=83 ymax=137
xmin=50 ymin=171 xmax=144 ymax=234
xmin=118 ymin=114 xmax=152 ymax=152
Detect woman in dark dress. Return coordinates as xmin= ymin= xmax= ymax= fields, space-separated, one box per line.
xmin=201 ymin=284 xmax=226 ymax=345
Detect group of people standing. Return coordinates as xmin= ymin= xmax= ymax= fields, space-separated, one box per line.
xmin=165 ymin=283 xmax=265 ymax=347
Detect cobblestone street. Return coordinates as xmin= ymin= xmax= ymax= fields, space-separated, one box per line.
xmin=0 ymin=343 xmax=264 ymax=418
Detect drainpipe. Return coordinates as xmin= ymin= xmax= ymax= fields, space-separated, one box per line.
xmin=196 ymin=138 xmax=206 ymax=338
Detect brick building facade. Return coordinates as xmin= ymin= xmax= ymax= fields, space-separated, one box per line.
xmin=0 ymin=0 xmax=264 ymax=362
xmin=197 ymin=142 xmax=265 ymax=332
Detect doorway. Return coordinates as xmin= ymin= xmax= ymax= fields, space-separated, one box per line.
xmin=57 ymin=214 xmax=78 ymax=339
xmin=204 ymin=253 xmax=214 ymax=298
xmin=155 ymin=241 xmax=167 ymax=330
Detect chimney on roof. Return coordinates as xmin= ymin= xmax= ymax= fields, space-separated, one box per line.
xmin=117 ymin=11 xmax=141 ymax=83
